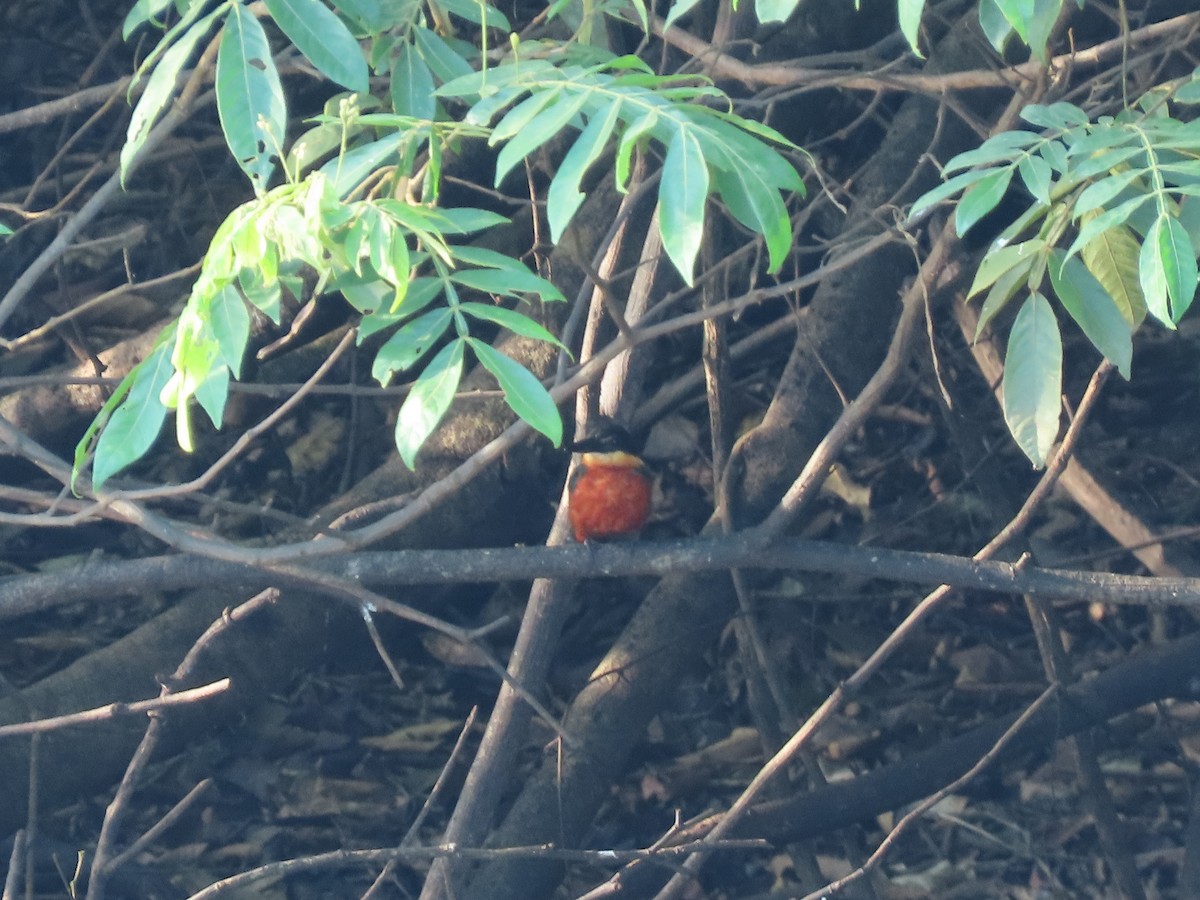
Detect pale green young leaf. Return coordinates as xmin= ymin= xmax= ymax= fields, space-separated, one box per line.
xmin=1048 ymin=250 xmax=1132 ymax=378
xmin=1002 ymin=292 xmax=1062 ymax=468
xmin=955 ymin=168 xmax=1013 ymax=235
xmin=392 ymin=40 xmax=437 ymax=120
xmin=467 ymin=338 xmax=562 ymax=446
xmin=1079 ymin=218 xmax=1147 ymax=327
xmin=122 ymin=5 xmax=226 ymax=184
xmin=494 ymin=91 xmax=590 ymax=186
xmin=547 ymin=100 xmax=621 ymax=241
xmin=263 ymin=0 xmax=369 ymax=92
xmin=459 ymin=302 xmax=564 ymax=347
xmin=91 ymin=339 xmax=175 ymax=489
xmin=372 ymin=307 xmax=454 ymax=385
xmin=659 ymin=128 xmax=709 ymax=285
xmin=216 ymin=2 xmax=287 ymax=193
xmin=396 ymin=338 xmax=465 ymax=468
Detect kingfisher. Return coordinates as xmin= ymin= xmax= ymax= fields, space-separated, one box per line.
xmin=568 ymin=418 xmax=652 ymax=543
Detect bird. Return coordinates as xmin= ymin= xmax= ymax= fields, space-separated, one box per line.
xmin=567 ymin=417 xmax=652 ymax=543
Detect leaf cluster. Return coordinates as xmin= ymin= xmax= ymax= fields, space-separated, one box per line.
xmin=79 ymin=0 xmax=809 ymax=487
xmin=908 ymin=77 xmax=1200 ymax=466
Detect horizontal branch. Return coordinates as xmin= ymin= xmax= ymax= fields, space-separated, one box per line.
xmin=3 ymin=533 xmax=1197 ymax=621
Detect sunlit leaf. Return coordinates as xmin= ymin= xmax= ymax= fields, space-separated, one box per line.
xmin=263 ymin=0 xmax=369 ymax=92
xmin=1079 ymin=218 xmax=1147 ymax=327
xmin=91 ymin=339 xmax=176 ymax=489
xmin=659 ymin=128 xmax=709 ymax=284
xmin=372 ymin=307 xmax=454 ymax=385
xmin=396 ymin=338 xmax=465 ymax=468
xmin=216 ymin=2 xmax=287 ymax=193
xmin=467 ymin=338 xmax=562 ymax=446
xmin=458 ymin=302 xmax=565 ymax=347
xmin=1002 ymin=291 xmax=1062 ymax=468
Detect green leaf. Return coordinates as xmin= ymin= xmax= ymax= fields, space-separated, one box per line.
xmin=372 ymin=307 xmax=454 ymax=385
xmin=450 ymin=266 xmax=565 ymax=300
xmin=1048 ymin=250 xmax=1132 ymax=378
xmin=210 ymin=283 xmax=251 ymax=377
xmin=943 ymin=131 xmax=1040 ymax=173
xmin=975 ymin=258 xmax=1031 ymax=339
xmin=1002 ymin=292 xmax=1062 ymax=468
xmin=320 ymin=133 xmax=406 ymax=196
xmin=195 ymin=364 xmax=230 ymax=428
xmin=1017 ymin=154 xmax=1052 ymax=205
xmin=663 ymin=0 xmax=704 ymax=29
xmin=659 ymin=127 xmax=709 ymax=284
xmin=907 ymin=168 xmax=1001 ymax=221
xmin=1020 ymin=102 xmax=1090 ymax=130
xmin=1065 ymin=194 xmax=1150 ymax=259
xmin=955 ymin=167 xmax=1013 ymax=235
xmin=756 ymin=0 xmax=803 ymax=24
xmin=1139 ymin=214 xmax=1197 ymax=323
xmin=467 ymin=338 xmax=562 ymax=445
xmin=217 ymin=2 xmax=287 ymax=193
xmin=458 ymin=301 xmax=564 ymax=347
xmin=1073 ymin=170 xmax=1143 ymax=218
xmin=967 ymin=238 xmax=1046 ymax=298
xmin=978 ymin=0 xmax=1014 ymax=53
xmin=395 ymin=338 xmax=465 ymax=468
xmin=263 ymin=0 xmax=369 ymax=92
xmin=123 ymin=0 xmax=176 ymax=38
xmin=121 ymin=5 xmax=227 ymax=185
xmin=391 ymin=39 xmax=437 ymax=119
xmin=1079 ymin=219 xmax=1147 ymax=327
xmin=493 ymin=91 xmax=590 ymax=186
xmin=547 ymin=99 xmax=621 ymax=241
xmin=412 ymin=26 xmax=475 ymax=85
xmin=337 ymin=0 xmax=387 ymax=30
xmin=896 ymin=0 xmax=925 ymax=57
xmin=92 ymin=339 xmax=176 ymax=489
